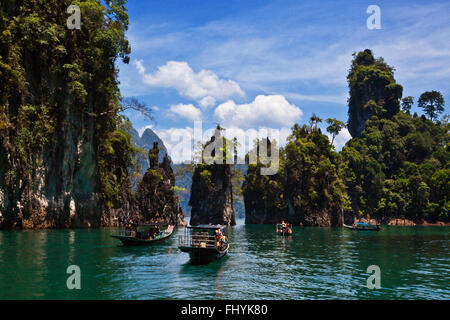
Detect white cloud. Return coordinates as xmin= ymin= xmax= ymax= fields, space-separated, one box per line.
xmin=154 ymin=125 xmax=294 ymax=164
xmin=169 ymin=103 xmax=202 ymax=122
xmin=154 ymin=127 xmax=194 ymax=164
xmin=214 ymin=95 xmax=302 ymax=129
xmin=155 ymin=123 xmax=351 ymax=163
xmin=198 ymin=96 xmax=217 ymax=109
xmin=284 ymin=92 xmax=348 ymax=105
xmin=137 ymin=125 xmax=153 ymax=137
xmin=221 ymin=125 xmax=292 ymax=159
xmin=134 ymin=60 xmax=245 ymax=103
xmin=327 ymin=127 xmax=352 ymax=150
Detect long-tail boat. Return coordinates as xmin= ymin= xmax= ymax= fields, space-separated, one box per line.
xmin=178 ymin=225 xmax=229 ymax=264
xmin=344 ymin=222 xmax=381 ymax=231
xmin=111 ymin=223 xmax=174 ymax=246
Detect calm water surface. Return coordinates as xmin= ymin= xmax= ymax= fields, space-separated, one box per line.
xmin=0 ymin=219 xmax=448 ymax=299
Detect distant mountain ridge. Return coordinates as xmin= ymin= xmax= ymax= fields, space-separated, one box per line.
xmin=129 ymin=127 xmax=171 ymax=176
xmin=129 ymin=127 xmax=246 ymax=219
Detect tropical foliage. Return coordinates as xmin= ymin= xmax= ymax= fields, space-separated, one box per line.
xmin=0 ymin=0 xmax=138 ymax=227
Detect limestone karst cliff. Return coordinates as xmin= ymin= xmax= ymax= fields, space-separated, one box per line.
xmin=347 ymin=49 xmax=403 ymax=138
xmin=134 ymin=142 xmax=185 ymax=226
xmin=243 ymin=131 xmax=347 ymax=227
xmin=0 ymin=1 xmax=134 ymax=229
xmin=243 ymin=138 xmax=287 ymax=224
xmin=189 ymin=126 xmax=236 ymax=226
xmin=0 ymin=1 xmax=184 ymax=229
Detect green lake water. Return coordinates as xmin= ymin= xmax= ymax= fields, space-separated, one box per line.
xmin=0 ymin=220 xmax=448 ymax=299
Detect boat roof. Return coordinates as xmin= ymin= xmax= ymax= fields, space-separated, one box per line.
xmin=129 ymin=222 xmax=168 ymax=227
xmin=357 ymin=222 xmax=369 ymax=225
xmin=187 ymin=224 xmax=225 ymax=230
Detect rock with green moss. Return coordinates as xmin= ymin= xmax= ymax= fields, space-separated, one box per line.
xmin=135 ymin=142 xmax=185 ymax=225
xmin=243 ymin=138 xmax=287 ymax=224
xmin=189 ymin=126 xmax=236 ymax=226
xmin=347 ymin=49 xmax=403 ymax=138
xmin=0 ymin=1 xmax=134 ymax=229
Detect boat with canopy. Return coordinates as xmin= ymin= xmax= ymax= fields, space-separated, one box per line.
xmin=178 ymin=225 xmax=229 ymax=264
xmin=111 ymin=223 xmax=174 ymax=245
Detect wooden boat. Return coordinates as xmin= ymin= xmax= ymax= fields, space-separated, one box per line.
xmin=178 ymin=225 xmax=229 ymax=264
xmin=344 ymin=222 xmax=381 ymax=231
xmin=276 ymin=223 xmax=292 ymax=236
xmin=111 ymin=223 xmax=174 ymax=246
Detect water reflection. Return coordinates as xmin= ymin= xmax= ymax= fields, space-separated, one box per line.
xmin=0 ymin=223 xmax=448 ymax=299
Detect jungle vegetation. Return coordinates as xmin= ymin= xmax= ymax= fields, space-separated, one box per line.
xmin=243 ymin=49 xmax=448 ymax=224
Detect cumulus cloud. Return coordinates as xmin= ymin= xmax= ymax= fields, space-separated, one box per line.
xmin=327 ymin=127 xmax=352 ymax=150
xmin=154 ymin=124 xmax=294 ymax=164
xmin=221 ymin=125 xmax=292 ymax=159
xmin=198 ymin=96 xmax=217 ymax=109
xmin=169 ymin=103 xmax=202 ymax=122
xmin=134 ymin=60 xmax=244 ymax=105
xmin=154 ymin=127 xmax=194 ymax=164
xmin=214 ymin=95 xmax=302 ymax=129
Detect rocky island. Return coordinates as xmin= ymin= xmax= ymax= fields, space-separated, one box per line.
xmin=134 ymin=142 xmax=185 ymax=226
xmin=0 ymin=0 xmax=447 ymax=229
xmin=189 ymin=126 xmax=236 ymax=226
xmin=242 ymin=49 xmax=449 ymax=226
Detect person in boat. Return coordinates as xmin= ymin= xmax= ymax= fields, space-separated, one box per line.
xmin=280 ymin=219 xmax=288 ymax=233
xmin=219 ymin=233 xmax=227 ymax=250
xmin=148 ymin=227 xmax=155 ymax=239
xmin=215 ymin=229 xmax=222 ymax=248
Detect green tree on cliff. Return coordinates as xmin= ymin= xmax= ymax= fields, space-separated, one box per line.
xmin=325 ymin=118 xmax=346 ymax=145
xmin=0 ymin=0 xmax=138 ymax=228
xmin=242 ymin=138 xmax=287 ymax=224
xmin=401 ymin=96 xmax=414 ymax=114
xmin=347 ymin=49 xmax=403 ymax=138
xmin=189 ymin=125 xmax=237 ymax=226
xmin=418 ymin=91 xmax=445 ymax=122
xmin=309 ymin=114 xmax=322 ymax=131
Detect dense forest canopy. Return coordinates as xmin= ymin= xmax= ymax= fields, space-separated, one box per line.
xmin=342 ymin=49 xmax=449 ymax=223
xmin=0 ymin=0 xmax=447 ymax=229
xmin=243 ymin=49 xmax=448 ymax=225
xmin=347 ymin=49 xmax=403 ymax=138
xmin=243 ymin=122 xmax=350 ymax=226
xmin=0 ymin=0 xmax=139 ymax=228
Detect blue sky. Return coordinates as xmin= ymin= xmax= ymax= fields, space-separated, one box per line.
xmin=118 ymin=0 xmax=450 ymax=162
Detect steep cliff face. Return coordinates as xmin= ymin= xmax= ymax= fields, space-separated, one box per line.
xmin=284 ymin=125 xmax=346 ymax=226
xmin=189 ymin=127 xmax=236 ymax=226
xmin=347 ymin=49 xmax=403 ymax=138
xmin=135 ymin=142 xmax=185 ymax=225
xmin=242 ymin=127 xmax=348 ymax=227
xmin=0 ymin=1 xmax=133 ymax=229
xmin=243 ymin=139 xmax=287 ymax=224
